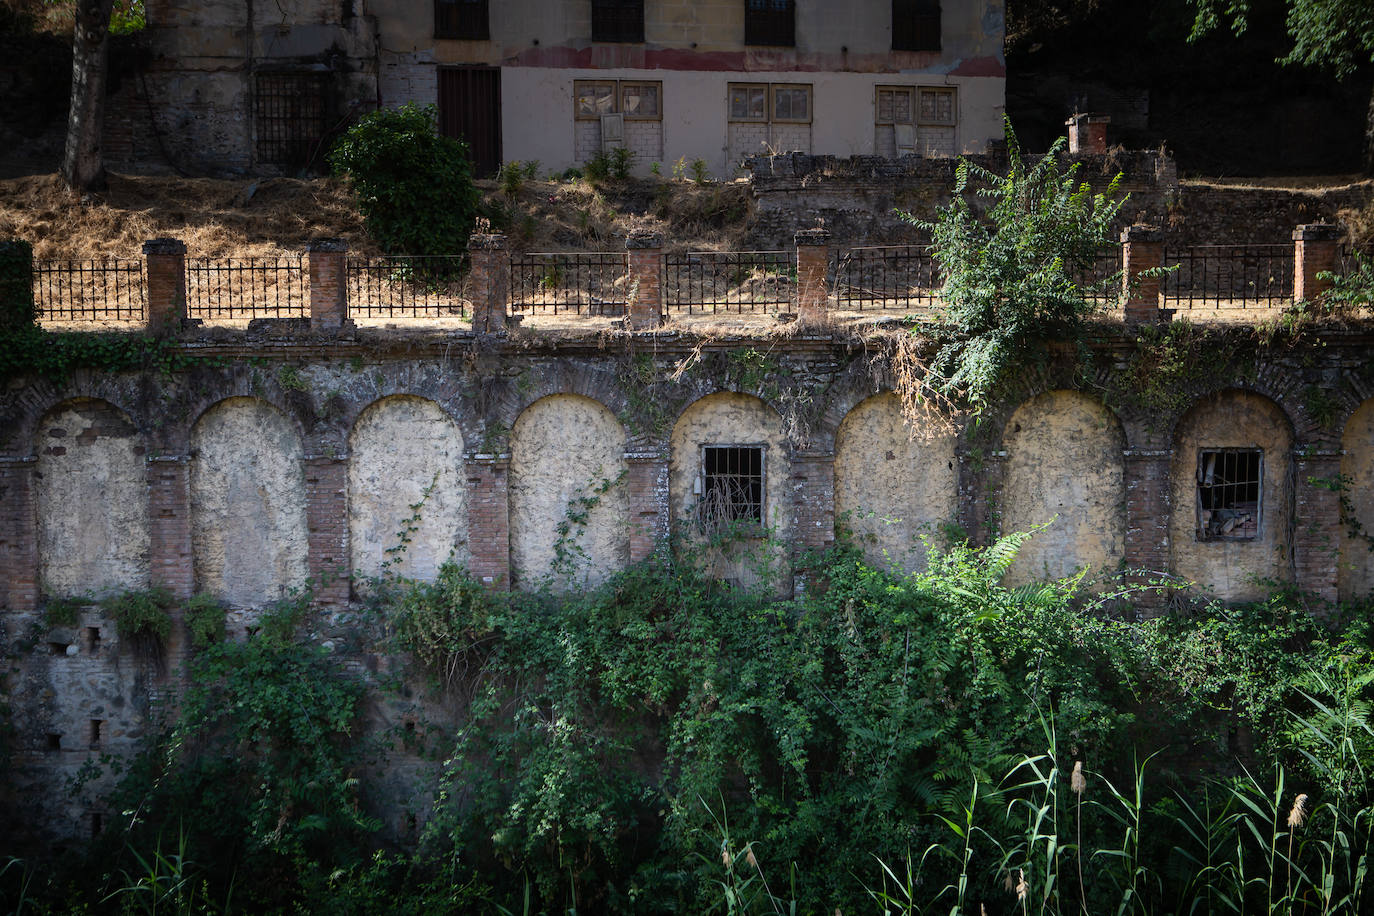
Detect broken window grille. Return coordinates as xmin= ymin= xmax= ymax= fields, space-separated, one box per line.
xmin=697 ymin=445 xmax=765 ymax=532
xmin=435 ymin=0 xmax=490 ymax=39
xmin=1197 ymin=448 xmax=1262 ymax=540
xmin=254 ymin=72 xmax=330 ymax=167
xmin=592 ymin=0 xmax=644 ymax=43
xmin=745 ymin=0 xmax=795 ymax=47
xmin=892 ymin=0 xmax=942 ymax=52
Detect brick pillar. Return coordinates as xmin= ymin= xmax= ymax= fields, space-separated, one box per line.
xmin=307 ymin=238 xmax=348 ymax=332
xmin=147 ymin=455 xmax=194 ymax=600
xmin=304 ymin=456 xmax=350 ymax=606
xmin=142 ymin=238 xmax=186 ymax=330
xmin=466 ymin=453 xmax=510 ymax=588
xmin=1121 ymin=225 xmax=1165 ymax=321
xmin=468 ymin=233 xmax=508 ymax=334
xmin=1123 ymin=450 xmax=1172 ymax=576
xmin=1066 ymin=113 xmax=1110 ymax=154
xmin=0 ymin=456 xmax=39 ymax=611
xmin=625 ymin=452 xmax=669 ymax=562
xmin=1293 ymin=450 xmax=1341 ymax=607
xmin=790 ymin=452 xmax=835 ymax=550
xmin=625 ymin=230 xmax=663 ymax=330
xmin=794 ymin=229 xmax=831 ymax=326
xmin=1293 ymin=223 xmax=1342 ymax=304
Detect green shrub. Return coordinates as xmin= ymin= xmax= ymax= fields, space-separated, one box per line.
xmin=329 ymin=103 xmax=481 ymax=256
xmin=583 ymin=151 xmax=612 ymax=183
xmin=0 ymin=239 xmax=36 ymax=330
xmin=185 ymin=593 xmax=227 ymax=650
xmin=610 ymin=145 xmax=635 ymax=180
xmin=43 ymin=595 xmax=85 ymax=629
xmin=101 ymin=586 xmax=175 ymax=657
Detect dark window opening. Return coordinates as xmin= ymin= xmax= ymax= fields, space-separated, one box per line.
xmin=90 ymin=812 xmax=103 ymax=838
xmin=893 ymin=0 xmax=941 ymax=52
xmin=592 ymin=0 xmax=644 ymax=43
xmin=46 ymin=733 xmax=61 ymax=752
xmin=1197 ymin=449 xmax=1262 ymax=540
xmin=745 ymin=0 xmax=795 ymax=47
xmin=82 ymin=626 xmax=101 ymax=654
xmin=89 ymin=719 xmax=103 ymax=747
xmin=254 ymin=72 xmax=330 ymax=168
xmin=435 ymin=0 xmax=490 ymax=40
xmin=698 ymin=446 xmax=765 ymax=531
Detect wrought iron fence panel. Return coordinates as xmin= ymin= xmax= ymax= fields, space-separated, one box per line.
xmin=1163 ymin=244 xmax=1294 ymax=309
xmin=347 ymin=256 xmax=469 ymax=319
xmin=34 ymin=258 xmax=146 ymax=322
xmin=510 ymin=252 xmax=628 ymax=315
xmin=663 ymin=250 xmax=795 ymax=314
xmin=186 ymin=256 xmax=306 ymax=319
xmin=832 ymin=245 xmax=939 ymax=311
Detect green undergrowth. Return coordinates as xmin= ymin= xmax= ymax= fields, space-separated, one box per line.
xmin=0 ymin=324 xmax=212 ymax=382
xmin=4 ymin=537 xmax=1373 ymax=914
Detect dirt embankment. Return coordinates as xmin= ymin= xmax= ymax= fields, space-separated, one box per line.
xmin=0 ymin=172 xmax=757 ymax=260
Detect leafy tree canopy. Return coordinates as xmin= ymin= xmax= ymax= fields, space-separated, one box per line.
xmin=1188 ymin=0 xmax=1374 ymax=76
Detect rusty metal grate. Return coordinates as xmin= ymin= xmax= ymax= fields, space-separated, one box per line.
xmin=254 ymin=72 xmax=329 ymax=167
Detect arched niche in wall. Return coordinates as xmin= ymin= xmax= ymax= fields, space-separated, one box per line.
xmin=834 ymin=392 xmax=957 ymax=573
xmin=1169 ymin=390 xmax=1294 ymax=603
xmin=34 ymin=398 xmax=151 ymax=598
xmin=1001 ymin=389 xmax=1126 ymax=585
xmin=509 ymin=394 xmax=629 ymax=591
xmin=349 ymin=395 xmax=468 ymax=585
xmin=1339 ymin=398 xmax=1374 ymax=601
xmin=669 ymin=392 xmax=792 ymax=591
xmin=190 ymin=397 xmax=308 ymax=608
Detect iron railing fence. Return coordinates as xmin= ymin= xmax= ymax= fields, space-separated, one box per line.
xmin=510 ymin=252 xmax=628 ymax=315
xmin=832 ymin=245 xmax=939 ymax=312
xmin=347 ymin=256 xmax=469 ymax=319
xmin=33 ymin=258 xmax=146 ymax=322
xmin=663 ymin=250 xmax=795 ymax=314
xmin=185 ymin=256 xmax=306 ymax=319
xmin=1076 ymin=246 xmax=1124 ymax=306
xmin=1163 ymin=244 xmax=1294 ymax=310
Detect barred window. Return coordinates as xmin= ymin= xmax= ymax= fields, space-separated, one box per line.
xmin=1197 ymin=449 xmax=1263 ymax=540
xmin=435 ymin=0 xmax=490 ymax=40
xmin=697 ymin=446 xmax=765 ymax=531
xmin=745 ymin=0 xmax=795 ymax=47
xmin=893 ymin=0 xmax=941 ymax=52
xmin=254 ymin=72 xmax=329 ymax=167
xmin=592 ymin=0 xmax=644 ymax=43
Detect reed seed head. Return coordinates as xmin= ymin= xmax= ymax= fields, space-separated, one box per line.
xmin=744 ymin=846 xmax=758 ymax=869
xmin=721 ymin=846 xmax=733 ymax=868
xmin=1016 ymin=869 xmax=1029 ymax=901
xmin=1071 ymin=760 xmax=1086 ymax=796
xmin=1288 ymin=793 xmax=1308 ymax=829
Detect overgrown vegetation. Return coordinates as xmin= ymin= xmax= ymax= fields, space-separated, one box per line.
xmin=903 ymin=121 xmax=1129 ymax=413
xmin=9 ymin=535 xmax=1372 ymax=914
xmin=328 ymin=103 xmax=481 ymax=257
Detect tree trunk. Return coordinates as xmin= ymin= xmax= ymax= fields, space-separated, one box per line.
xmin=61 ymin=0 xmax=116 ymax=192
xmin=1365 ymin=81 xmax=1374 ymax=177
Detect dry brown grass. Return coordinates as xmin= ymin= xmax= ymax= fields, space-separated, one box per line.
xmin=0 ymin=172 xmax=377 ymax=260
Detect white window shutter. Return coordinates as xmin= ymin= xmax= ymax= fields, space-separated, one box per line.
xmin=894 ymin=123 xmax=916 ymax=155
xmin=600 ymin=113 xmax=625 ymax=151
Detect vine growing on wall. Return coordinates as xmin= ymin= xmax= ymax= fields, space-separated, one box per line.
xmin=550 ymin=468 xmax=627 ymax=580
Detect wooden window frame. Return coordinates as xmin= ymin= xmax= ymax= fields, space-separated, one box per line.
xmin=728 ymin=82 xmax=811 ymax=125
xmin=875 ymin=85 xmax=916 ymax=125
xmin=574 ymin=79 xmax=662 ymax=121
xmin=917 ymin=87 xmax=957 ymax=127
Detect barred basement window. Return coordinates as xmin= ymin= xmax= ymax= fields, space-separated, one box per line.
xmin=745 ymin=0 xmax=795 ymax=47
xmin=697 ymin=445 xmax=765 ymax=532
xmin=254 ymin=72 xmax=329 ymax=167
xmin=893 ymin=0 xmax=941 ymax=52
xmin=592 ymin=0 xmax=644 ymax=43
xmin=1197 ymin=449 xmax=1262 ymax=540
xmin=435 ymin=0 xmax=490 ymax=40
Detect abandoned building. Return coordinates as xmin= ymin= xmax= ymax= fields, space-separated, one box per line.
xmin=104 ymin=0 xmax=1006 ymax=177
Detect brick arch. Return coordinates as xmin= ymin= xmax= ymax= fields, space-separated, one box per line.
xmin=498 ymin=363 xmax=633 ymax=437
xmin=1164 ymin=381 xmax=1300 ymax=453
xmin=333 ymin=364 xmax=486 ymax=450
xmin=811 ymin=357 xmax=898 ymax=455
xmin=5 ymin=375 xmax=147 ymax=458
xmin=175 ymin=369 xmax=310 ymax=456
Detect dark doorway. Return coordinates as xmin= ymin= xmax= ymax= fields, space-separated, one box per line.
xmin=438 ymin=67 xmax=501 ymax=178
